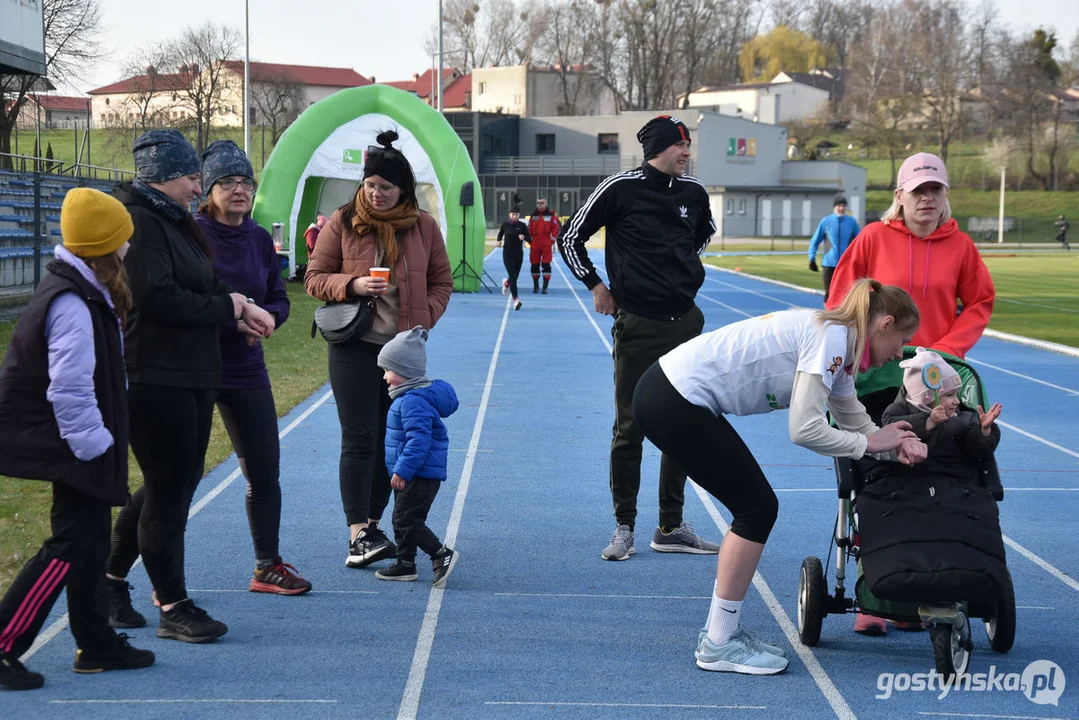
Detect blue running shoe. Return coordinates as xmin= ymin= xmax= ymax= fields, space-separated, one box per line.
xmin=695 ymin=631 xmax=788 ymax=674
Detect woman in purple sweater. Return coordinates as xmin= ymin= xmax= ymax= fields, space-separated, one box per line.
xmin=195 ymin=140 xmax=311 ymax=595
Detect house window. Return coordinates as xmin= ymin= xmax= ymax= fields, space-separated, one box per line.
xmin=726 ymin=199 xmax=734 ymax=215
xmin=738 ymin=199 xmax=747 ymax=215
xmin=536 ymin=133 xmax=556 ymax=154
xmin=598 ymin=133 xmax=619 ymax=153
xmin=478 ymin=81 xmax=486 ymax=95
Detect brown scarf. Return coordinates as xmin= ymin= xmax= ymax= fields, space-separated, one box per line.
xmin=351 ymin=190 xmax=420 ymax=279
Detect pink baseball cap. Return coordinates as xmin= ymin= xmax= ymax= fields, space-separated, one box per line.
xmin=897 ymin=152 xmax=949 ymax=192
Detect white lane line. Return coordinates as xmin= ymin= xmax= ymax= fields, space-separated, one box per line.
xmin=1002 ymin=534 xmax=1079 ymax=594
xmin=553 ymin=259 xmax=612 ymax=354
xmin=699 ymin=292 xmax=753 ymax=318
xmin=49 ymin=699 xmax=338 ymax=705
xmin=185 ymin=589 xmax=378 ymax=595
xmin=495 ymin=592 xmax=709 ymax=600
xmin=692 ymin=483 xmax=856 ymax=720
xmin=998 ymin=421 xmax=1079 ymax=460
xmin=396 ymin=295 xmax=511 ymax=720
xmin=22 ymin=389 xmax=335 ymax=661
xmin=486 ymin=701 xmax=767 ymax=710
xmin=965 ymin=357 xmax=1079 ymax=396
xmin=704 ymin=263 xmax=825 ymax=296
xmin=703 ymin=274 xmax=802 ymax=308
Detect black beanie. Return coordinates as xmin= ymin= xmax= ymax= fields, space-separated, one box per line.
xmin=363 ymin=130 xmax=413 ymax=190
xmin=637 ymin=115 xmax=691 ymax=159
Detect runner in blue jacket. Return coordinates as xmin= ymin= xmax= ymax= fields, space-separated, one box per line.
xmin=808 ymin=195 xmax=861 ymax=303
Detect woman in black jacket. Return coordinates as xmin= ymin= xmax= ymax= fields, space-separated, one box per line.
xmin=102 ymin=130 xmax=273 ymax=644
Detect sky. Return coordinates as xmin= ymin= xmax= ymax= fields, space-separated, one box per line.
xmin=58 ymin=0 xmax=1079 ymax=97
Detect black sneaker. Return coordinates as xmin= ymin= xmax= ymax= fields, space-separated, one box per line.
xmin=346 ymin=525 xmax=396 ymax=568
xmin=156 ymin=599 xmax=228 ymax=643
xmin=73 ymin=633 xmax=155 ymax=673
xmin=375 ymin=561 xmax=418 ymax=582
xmin=541 ymin=287 xmax=548 ymax=294
xmin=107 ymin=578 xmax=146 ymax=629
xmin=431 ymin=547 xmax=459 ymax=588
xmin=0 ymin=653 xmax=44 ymax=691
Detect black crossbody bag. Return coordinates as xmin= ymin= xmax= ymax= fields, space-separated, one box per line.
xmin=311 ymin=297 xmax=376 ymax=343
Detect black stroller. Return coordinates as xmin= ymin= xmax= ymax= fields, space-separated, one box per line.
xmin=796 ymin=348 xmax=1016 ymax=676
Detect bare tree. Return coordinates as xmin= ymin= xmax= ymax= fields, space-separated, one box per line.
xmin=999 ymin=29 xmax=1064 ymax=190
xmin=0 ymin=0 xmax=103 ymax=168
xmin=430 ymin=0 xmax=533 ymax=73
xmin=250 ymin=69 xmax=305 ymax=144
xmin=845 ymin=0 xmax=919 ymax=186
xmin=539 ymin=0 xmax=597 ymax=115
xmin=114 ymin=46 xmax=179 ymax=133
xmin=907 ymin=0 xmax=968 ymax=163
xmin=169 ymin=22 xmax=241 ymax=155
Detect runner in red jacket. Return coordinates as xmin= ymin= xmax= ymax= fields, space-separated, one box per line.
xmin=528 ymin=198 xmax=561 ymax=294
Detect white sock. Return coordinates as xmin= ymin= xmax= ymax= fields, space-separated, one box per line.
xmin=703 ymin=580 xmax=718 ymax=629
xmin=706 ymin=595 xmax=743 ymax=645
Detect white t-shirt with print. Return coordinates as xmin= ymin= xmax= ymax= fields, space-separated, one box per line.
xmin=658 ymin=308 xmax=855 ymax=416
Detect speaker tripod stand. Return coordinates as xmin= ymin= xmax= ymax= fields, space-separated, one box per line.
xmin=453 ymin=181 xmax=496 ymax=292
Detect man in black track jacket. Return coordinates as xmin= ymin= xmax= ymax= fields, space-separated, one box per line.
xmin=559 ymin=114 xmax=720 ymax=562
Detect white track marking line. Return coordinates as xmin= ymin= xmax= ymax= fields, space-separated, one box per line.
xmin=1002 ymin=534 xmax=1079 ymax=593
xmin=486 ymin=701 xmax=767 ymax=710
xmin=964 ymin=357 xmax=1079 ymax=396
xmin=396 ymin=295 xmax=511 ymax=720
xmin=23 ymin=390 xmax=335 ymax=661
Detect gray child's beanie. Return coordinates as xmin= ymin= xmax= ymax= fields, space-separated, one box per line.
xmin=377 ymin=326 xmax=429 ymax=379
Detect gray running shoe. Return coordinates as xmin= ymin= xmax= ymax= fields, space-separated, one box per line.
xmin=650 ymin=522 xmax=720 ymax=554
xmin=601 ymin=524 xmax=635 ymax=561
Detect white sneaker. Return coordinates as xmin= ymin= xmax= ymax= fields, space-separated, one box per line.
xmin=502 ymin=278 xmax=509 ymax=295
xmin=695 ymin=630 xmax=788 ymax=674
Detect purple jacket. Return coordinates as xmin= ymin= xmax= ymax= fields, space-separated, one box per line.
xmin=196 ymin=215 xmax=290 ymax=390
xmin=45 ymin=245 xmax=123 ymax=462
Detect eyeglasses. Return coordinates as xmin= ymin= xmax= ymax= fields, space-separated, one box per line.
xmin=218 ymin=178 xmax=256 ymax=192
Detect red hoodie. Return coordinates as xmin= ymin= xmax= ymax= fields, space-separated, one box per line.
xmin=825 ymin=218 xmax=995 ymax=358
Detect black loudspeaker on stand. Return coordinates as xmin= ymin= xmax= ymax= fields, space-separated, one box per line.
xmin=452 ymin=181 xmax=495 ymax=292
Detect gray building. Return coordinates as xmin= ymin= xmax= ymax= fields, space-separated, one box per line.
xmin=469 ymin=109 xmax=865 ymax=235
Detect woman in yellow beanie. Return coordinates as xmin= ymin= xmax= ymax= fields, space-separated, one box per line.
xmin=0 ymin=188 xmax=155 ymax=690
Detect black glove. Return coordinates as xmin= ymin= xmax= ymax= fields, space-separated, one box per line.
xmin=809 ymin=259 xmax=819 ymax=272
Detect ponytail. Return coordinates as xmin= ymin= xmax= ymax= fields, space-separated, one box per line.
xmin=819 ymin=278 xmax=919 ymax=370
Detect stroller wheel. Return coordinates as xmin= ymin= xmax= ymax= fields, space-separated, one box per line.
xmin=797 ymin=557 xmax=827 ymax=646
xmin=985 ymin=569 xmax=1016 ymax=653
xmin=930 ymin=618 xmax=971 ymax=678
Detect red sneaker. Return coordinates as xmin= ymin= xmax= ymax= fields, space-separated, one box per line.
xmin=249 ymin=558 xmax=313 ymax=595
xmin=853 ymin=613 xmax=888 ymax=635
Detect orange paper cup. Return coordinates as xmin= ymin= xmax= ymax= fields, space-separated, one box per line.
xmin=370 ymin=267 xmax=390 ymax=282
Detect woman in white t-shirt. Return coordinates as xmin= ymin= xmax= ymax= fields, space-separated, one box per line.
xmin=632 ymin=278 xmax=927 ymax=675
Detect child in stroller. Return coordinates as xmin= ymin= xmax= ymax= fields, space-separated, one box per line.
xmin=797 ymin=347 xmax=1015 ymax=677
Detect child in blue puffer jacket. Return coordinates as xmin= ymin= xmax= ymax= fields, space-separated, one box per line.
xmin=375 ymin=326 xmax=461 ymax=587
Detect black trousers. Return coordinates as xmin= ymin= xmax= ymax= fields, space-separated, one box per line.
xmin=105 ymin=384 xmax=215 ymax=605
xmin=822 ymin=265 xmax=836 ymax=304
xmin=217 ymin=387 xmax=282 ymax=561
xmin=502 ymin=247 xmax=524 ymax=298
xmin=391 ymin=478 xmax=443 ymax=563
xmin=328 ymin=339 xmax=393 ymax=527
xmin=610 ymin=306 xmax=704 ymax=530
xmin=633 ymin=362 xmax=779 ymax=544
xmin=0 ymin=484 xmax=116 ymax=658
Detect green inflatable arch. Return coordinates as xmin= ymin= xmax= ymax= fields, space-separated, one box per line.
xmin=252 ymin=84 xmax=486 ymax=291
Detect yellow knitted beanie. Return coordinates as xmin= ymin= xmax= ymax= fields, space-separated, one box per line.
xmin=60 ymin=188 xmax=134 ymax=258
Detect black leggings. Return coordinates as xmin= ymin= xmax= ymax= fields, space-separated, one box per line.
xmin=106 ymin=384 xmax=215 ymax=605
xmin=217 ymin=387 xmax=281 ymax=561
xmin=328 ymin=339 xmax=393 ymax=527
xmin=632 ymin=362 xmax=779 ymax=544
xmin=503 ymin=248 xmax=523 ymax=298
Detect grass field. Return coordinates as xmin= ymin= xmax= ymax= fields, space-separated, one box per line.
xmin=0 ymin=283 xmax=327 ymax=588
xmin=705 ymin=252 xmax=1079 ymax=347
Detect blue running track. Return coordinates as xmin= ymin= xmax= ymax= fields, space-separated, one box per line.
xmin=4 ymin=250 xmax=1077 ymax=719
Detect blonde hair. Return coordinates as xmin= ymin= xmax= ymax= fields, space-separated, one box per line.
xmin=881 ymin=189 xmax=953 ymax=227
xmin=85 ymin=253 xmax=133 ymax=328
xmin=819 ymin=278 xmax=919 ymax=371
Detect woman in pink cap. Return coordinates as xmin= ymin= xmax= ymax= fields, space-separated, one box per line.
xmin=825 ymin=154 xmax=996 ymax=635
